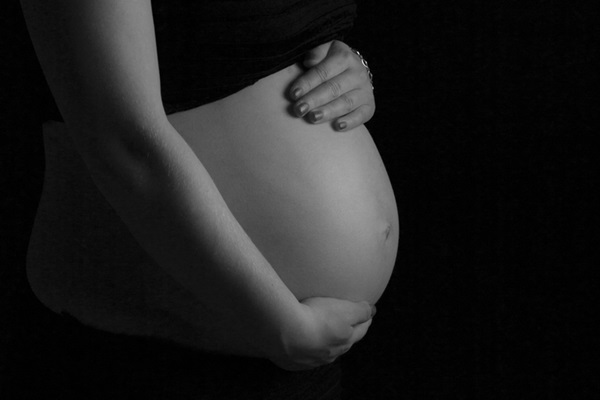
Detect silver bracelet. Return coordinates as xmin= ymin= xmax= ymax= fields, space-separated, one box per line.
xmin=350 ymin=48 xmax=374 ymax=91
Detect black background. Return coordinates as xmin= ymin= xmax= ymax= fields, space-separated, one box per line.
xmin=2 ymin=1 xmax=598 ymax=398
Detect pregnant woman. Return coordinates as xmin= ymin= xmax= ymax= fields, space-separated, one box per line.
xmin=21 ymin=0 xmax=398 ymax=397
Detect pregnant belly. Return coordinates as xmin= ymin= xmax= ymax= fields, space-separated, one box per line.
xmin=27 ymin=63 xmax=397 ymax=346
xmin=169 ymin=63 xmax=398 ymax=304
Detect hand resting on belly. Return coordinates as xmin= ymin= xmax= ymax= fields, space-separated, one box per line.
xmin=22 ymin=0 xmax=394 ymax=368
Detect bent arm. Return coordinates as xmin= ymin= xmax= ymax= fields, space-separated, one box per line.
xmin=20 ymin=0 xmax=299 ymax=358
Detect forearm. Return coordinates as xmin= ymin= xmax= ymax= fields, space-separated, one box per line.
xmin=20 ymin=0 xmax=376 ymax=370
xmin=74 ymin=120 xmax=299 ymax=357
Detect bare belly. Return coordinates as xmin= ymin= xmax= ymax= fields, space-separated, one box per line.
xmin=27 ymin=63 xmax=398 ymax=349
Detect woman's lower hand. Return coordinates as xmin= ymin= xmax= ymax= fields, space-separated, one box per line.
xmin=269 ymin=297 xmax=375 ymax=371
xmin=288 ymin=40 xmax=375 ymax=131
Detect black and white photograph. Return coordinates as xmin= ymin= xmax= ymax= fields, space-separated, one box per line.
xmin=1 ymin=1 xmax=596 ymax=398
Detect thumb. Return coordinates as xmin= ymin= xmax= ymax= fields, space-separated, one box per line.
xmin=303 ymin=41 xmax=332 ymax=68
xmin=347 ymin=301 xmax=375 ymax=326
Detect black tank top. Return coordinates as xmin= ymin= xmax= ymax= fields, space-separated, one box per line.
xmin=152 ymin=0 xmax=356 ymax=113
xmin=44 ymin=0 xmax=356 ymax=119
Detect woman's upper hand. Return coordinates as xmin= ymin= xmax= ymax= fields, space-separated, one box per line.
xmin=269 ymin=297 xmax=375 ymax=371
xmin=288 ymin=40 xmax=375 ymax=131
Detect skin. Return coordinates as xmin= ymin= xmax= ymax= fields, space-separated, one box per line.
xmin=28 ymin=64 xmax=396 ymax=364
xmin=20 ymin=0 xmax=378 ymax=371
xmin=290 ymin=40 xmax=376 ymax=131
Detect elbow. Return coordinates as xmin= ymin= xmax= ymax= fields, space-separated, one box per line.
xmin=64 ymin=120 xmax=170 ymax=196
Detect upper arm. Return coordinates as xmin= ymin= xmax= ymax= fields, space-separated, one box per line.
xmin=20 ymin=0 xmax=167 ymax=144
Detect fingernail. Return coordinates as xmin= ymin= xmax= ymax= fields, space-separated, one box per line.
xmin=303 ymin=57 xmax=318 ymax=67
xmin=309 ymin=110 xmax=323 ymax=122
xmin=292 ymin=87 xmax=303 ymax=100
xmin=371 ymin=305 xmax=377 ymax=317
xmin=337 ymin=121 xmax=347 ymax=130
xmin=296 ymin=102 xmax=309 ymax=116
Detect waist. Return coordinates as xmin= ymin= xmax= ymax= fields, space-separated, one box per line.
xmin=168 ymin=63 xmax=398 ymax=302
xmin=28 ymin=63 xmax=397 ymax=338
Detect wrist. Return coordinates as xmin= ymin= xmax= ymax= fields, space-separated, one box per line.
xmin=260 ymin=300 xmax=307 ymax=360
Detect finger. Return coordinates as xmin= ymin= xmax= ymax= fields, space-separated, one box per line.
xmin=300 ymin=296 xmax=373 ymax=329
xmin=322 ymin=345 xmax=349 ymax=364
xmin=338 ymin=344 xmax=352 ymax=357
xmin=303 ymin=41 xmax=332 ymax=68
xmin=328 ymin=344 xmax=353 ymax=363
xmin=343 ymin=300 xmax=373 ymax=326
xmin=329 ymin=344 xmax=352 ymax=360
xmin=289 ymin=40 xmax=351 ymax=101
xmin=349 ymin=318 xmax=373 ymax=345
xmin=298 ymin=70 xmax=360 ymax=119
xmin=305 ymin=88 xmax=371 ymax=124
xmin=333 ymin=103 xmax=376 ymax=132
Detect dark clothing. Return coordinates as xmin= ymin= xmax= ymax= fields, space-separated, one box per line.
xmin=152 ymin=0 xmax=356 ymax=114
xmin=44 ymin=0 xmax=356 ymax=119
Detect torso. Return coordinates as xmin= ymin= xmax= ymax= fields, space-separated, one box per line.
xmin=27 ymin=63 xmax=398 ymax=351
